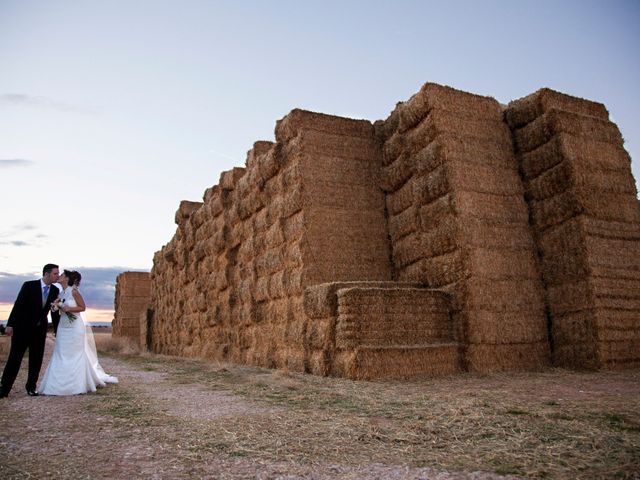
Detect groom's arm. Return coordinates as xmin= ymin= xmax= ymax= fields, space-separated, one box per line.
xmin=6 ymin=281 xmax=30 ymax=336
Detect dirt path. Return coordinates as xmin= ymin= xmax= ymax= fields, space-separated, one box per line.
xmin=1 ymin=335 xmax=638 ymax=479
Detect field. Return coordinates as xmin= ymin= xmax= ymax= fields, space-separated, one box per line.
xmin=0 ymin=333 xmax=639 ymax=479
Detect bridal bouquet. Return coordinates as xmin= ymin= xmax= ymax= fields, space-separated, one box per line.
xmin=52 ymin=298 xmax=77 ymax=321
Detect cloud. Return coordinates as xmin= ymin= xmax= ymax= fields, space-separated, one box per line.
xmin=0 ymin=223 xmax=43 ymax=248
xmin=0 ymin=223 xmax=37 ymax=237
xmin=0 ymin=266 xmax=149 ymax=312
xmin=0 ymin=159 xmax=34 ymax=168
xmin=0 ymin=240 xmax=30 ymax=247
xmin=0 ymin=94 xmax=96 ymax=114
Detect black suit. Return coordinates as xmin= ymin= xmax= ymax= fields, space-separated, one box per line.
xmin=51 ymin=310 xmax=61 ymax=336
xmin=1 ymin=280 xmax=59 ymax=395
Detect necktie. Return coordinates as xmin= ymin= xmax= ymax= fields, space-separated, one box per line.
xmin=43 ymin=285 xmax=50 ymax=305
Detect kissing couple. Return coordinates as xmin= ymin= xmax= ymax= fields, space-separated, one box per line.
xmin=0 ymin=263 xmax=117 ymax=398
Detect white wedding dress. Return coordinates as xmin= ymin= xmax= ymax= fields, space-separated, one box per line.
xmin=39 ymin=287 xmax=118 ymax=395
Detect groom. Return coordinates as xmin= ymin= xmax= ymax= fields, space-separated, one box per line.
xmin=0 ymin=263 xmax=60 ymax=398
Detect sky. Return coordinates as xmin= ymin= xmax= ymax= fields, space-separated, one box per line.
xmin=1 ymin=0 xmax=639 ymax=318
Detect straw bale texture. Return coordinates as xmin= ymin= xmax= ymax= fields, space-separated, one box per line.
xmin=147 ymin=82 xmax=638 ymax=379
xmin=275 ymin=109 xmax=374 ymax=143
xmin=174 ymin=200 xmax=202 ymax=226
xmin=512 ymin=109 xmax=623 ymax=154
xmin=396 ymin=83 xmax=500 ymax=133
xmin=338 ymin=344 xmax=462 ymax=380
xmin=521 ymin=133 xmax=634 ymax=181
xmin=466 ymin=342 xmax=551 ymax=373
xmin=505 ymin=88 xmax=609 ymax=130
xmin=113 ymin=272 xmax=152 ymax=347
xmin=506 ymin=87 xmax=640 ymax=370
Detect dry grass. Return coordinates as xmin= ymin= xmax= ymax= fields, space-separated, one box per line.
xmin=2 ymin=339 xmax=639 ymax=479
xmin=93 ymin=332 xmax=141 ymax=355
xmin=112 ymin=352 xmax=640 ymax=478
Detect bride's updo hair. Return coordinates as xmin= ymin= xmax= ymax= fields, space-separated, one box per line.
xmin=64 ymin=269 xmax=82 ymax=287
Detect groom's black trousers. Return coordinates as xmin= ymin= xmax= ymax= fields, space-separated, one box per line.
xmin=1 ymin=327 xmax=47 ymax=394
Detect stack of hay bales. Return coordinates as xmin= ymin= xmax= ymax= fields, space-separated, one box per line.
xmin=304 ymin=281 xmax=461 ymax=379
xmin=112 ymin=271 xmax=151 ymax=347
xmin=147 ymin=81 xmax=638 ymax=378
xmin=150 ymin=109 xmax=393 ymax=373
xmin=274 ymin=110 xmax=393 ymax=373
xmin=505 ymin=89 xmax=640 ymax=369
xmin=377 ymin=83 xmax=550 ymax=372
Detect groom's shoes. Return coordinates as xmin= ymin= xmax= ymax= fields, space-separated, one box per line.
xmin=26 ymin=389 xmax=39 ymax=397
xmin=0 ymin=391 xmax=7 ymax=398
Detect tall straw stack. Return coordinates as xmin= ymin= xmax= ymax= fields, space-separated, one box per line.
xmin=146 ymin=81 xmax=638 ymax=378
xmin=378 ymin=83 xmax=550 ymax=372
xmin=113 ymin=272 xmax=151 ymax=348
xmin=505 ymin=88 xmax=640 ymax=369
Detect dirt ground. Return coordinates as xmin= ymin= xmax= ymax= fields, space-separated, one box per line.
xmin=0 ymin=334 xmax=639 ymax=479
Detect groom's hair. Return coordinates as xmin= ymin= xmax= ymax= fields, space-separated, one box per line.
xmin=43 ymin=263 xmax=59 ymax=275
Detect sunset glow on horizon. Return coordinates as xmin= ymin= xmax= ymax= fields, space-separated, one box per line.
xmin=0 ymin=303 xmax=113 ymax=324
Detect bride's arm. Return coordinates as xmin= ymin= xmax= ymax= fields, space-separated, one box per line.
xmin=62 ymin=288 xmax=86 ymax=313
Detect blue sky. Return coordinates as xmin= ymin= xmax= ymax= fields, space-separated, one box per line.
xmin=1 ymin=0 xmax=639 ymax=310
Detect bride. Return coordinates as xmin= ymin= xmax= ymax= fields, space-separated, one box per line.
xmin=39 ymin=270 xmax=118 ymax=395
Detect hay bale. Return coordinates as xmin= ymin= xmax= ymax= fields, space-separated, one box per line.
xmin=412 ymin=165 xmax=450 ymax=206
xmin=388 ymin=206 xmax=419 ymax=241
xmin=454 ymin=191 xmax=530 ymax=225
xmin=291 ymin=129 xmax=381 ymax=163
xmin=521 ymin=133 xmax=633 ymax=181
xmin=282 ymin=211 xmax=305 ymax=240
xmin=255 ymin=247 xmax=284 ymax=277
xmin=386 ymin=177 xmax=416 ymax=215
xmin=304 ymin=316 xmax=334 ymax=350
xmin=174 ymin=200 xmax=203 ymax=226
xmin=344 ymin=344 xmax=462 ymax=380
xmin=416 ymin=194 xmax=456 ymax=230
xmin=299 ymin=153 xmax=378 ymax=187
xmin=265 ymin=221 xmax=285 ymax=248
xmin=598 ymin=339 xmax=640 ymax=369
xmin=397 ymin=82 xmax=501 ymax=133
xmin=529 ymin=190 xmax=582 ymax=230
xmin=303 ymin=207 xmax=391 ymax=283
xmin=307 ymin=349 xmax=331 ymax=376
xmin=526 ymin=157 xmax=637 ymax=202
xmin=531 ymin=189 xmax=640 ymax=230
xmin=275 ymin=108 xmax=374 ymax=143
xmin=421 ymin=250 xmax=465 ymax=287
xmin=582 ymin=216 xmax=640 ymax=241
xmin=463 ymin=309 xmax=548 ymax=344
xmin=421 ymin=221 xmax=458 ymax=259
xmin=246 ymin=140 xmax=274 ymax=169
xmin=303 ymin=281 xmax=424 ymax=319
xmin=306 ymin=180 xmax=385 ymax=211
xmin=505 ymin=88 xmax=609 ymax=129
xmin=382 ymin=131 xmax=405 ymax=166
xmin=460 ymin=278 xmax=546 ymax=312
xmin=467 ymin=246 xmax=540 ymax=280
xmin=513 ymin=109 xmax=623 ymax=154
xmin=546 ymin=280 xmax=595 ymax=315
xmin=458 ymin=220 xmax=535 ymax=250
xmin=466 ymin=342 xmax=550 ymax=373
xmin=379 ymin=152 xmax=415 ymax=192
xmin=414 ymin=133 xmax=518 ymax=172
xmin=268 ymin=270 xmax=287 ymax=300
xmin=406 ymin=109 xmax=512 ymax=150
xmin=392 ymin=232 xmax=424 ymax=269
xmin=219 ymin=167 xmax=246 ymax=191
